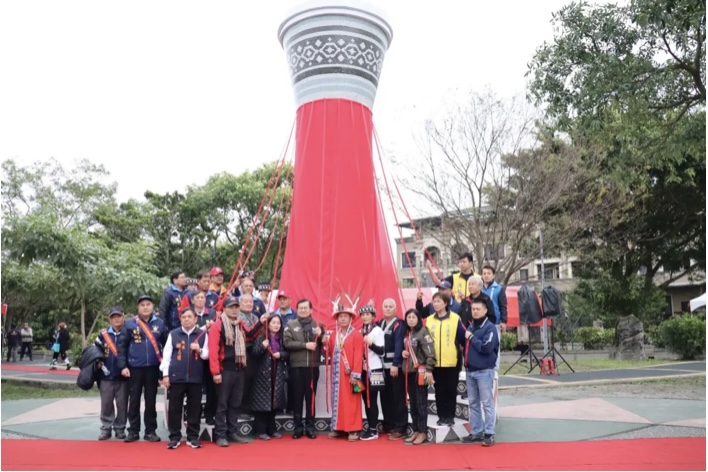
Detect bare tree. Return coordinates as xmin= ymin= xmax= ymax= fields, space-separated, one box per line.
xmin=399 ymin=88 xmax=602 ymax=286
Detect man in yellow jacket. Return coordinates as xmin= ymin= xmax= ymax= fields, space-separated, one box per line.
xmin=428 ymin=252 xmax=480 ymax=303
xmin=425 ymin=292 xmax=466 ymax=427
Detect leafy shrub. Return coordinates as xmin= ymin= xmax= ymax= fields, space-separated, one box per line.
xmin=645 ymin=324 xmax=665 ymax=348
xmin=575 ymin=327 xmax=614 ymax=350
xmin=500 ymin=332 xmax=516 ymax=351
xmin=659 ymin=315 xmax=706 ymax=360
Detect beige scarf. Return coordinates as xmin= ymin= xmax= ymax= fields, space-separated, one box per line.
xmin=221 ymin=313 xmax=247 ymax=366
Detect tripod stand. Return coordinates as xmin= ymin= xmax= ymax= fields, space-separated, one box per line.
xmin=503 ymin=341 xmax=542 ymax=375
xmin=540 ymin=318 xmax=574 ymax=373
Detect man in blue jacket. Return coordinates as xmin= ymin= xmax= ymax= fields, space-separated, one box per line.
xmin=123 ymin=294 xmax=169 ymax=443
xmin=481 ymin=265 xmax=508 ymax=371
xmin=462 ymin=299 xmax=499 ymax=447
xmin=159 ymin=271 xmax=186 ymax=332
xmin=96 ymin=306 xmax=129 ymax=440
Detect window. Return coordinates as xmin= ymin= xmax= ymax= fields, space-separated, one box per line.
xmin=484 ymin=243 xmax=506 ymax=260
xmin=537 ymin=263 xmax=560 ymax=280
xmin=401 ymin=252 xmax=417 ymax=269
xmin=519 ymin=269 xmax=528 ymax=282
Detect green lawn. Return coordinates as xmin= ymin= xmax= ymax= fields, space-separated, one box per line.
xmin=500 ymin=357 xmax=680 ymax=375
xmin=1 ymin=382 xmax=100 ymax=400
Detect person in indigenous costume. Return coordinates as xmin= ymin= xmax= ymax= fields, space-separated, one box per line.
xmin=323 ymin=295 xmax=364 ymax=441
xmin=359 ymin=304 xmax=385 ymax=441
xmin=402 ymin=308 xmax=436 ymax=446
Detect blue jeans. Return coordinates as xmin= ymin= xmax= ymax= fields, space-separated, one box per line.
xmin=466 ymin=369 xmax=495 ymax=435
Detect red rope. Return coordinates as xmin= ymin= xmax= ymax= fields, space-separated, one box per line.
xmin=372 ymin=126 xmax=420 ymax=290
xmin=390 ymin=172 xmax=443 ymax=275
xmin=253 ymin=165 xmax=291 ymax=276
xmin=224 ymin=121 xmax=295 ymax=296
xmin=240 ymin=157 xmax=288 ymax=273
xmin=270 ymin=180 xmax=292 ymax=289
xmin=364 ymin=332 xmax=370 ymax=409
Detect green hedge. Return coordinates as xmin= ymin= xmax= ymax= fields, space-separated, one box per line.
xmin=645 ymin=324 xmax=665 ymax=348
xmin=575 ymin=327 xmax=615 ymax=350
xmin=659 ymin=315 xmax=706 ymax=360
xmin=500 ymin=332 xmax=516 ymax=351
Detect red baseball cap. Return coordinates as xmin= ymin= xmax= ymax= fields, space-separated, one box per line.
xmin=210 ymin=266 xmax=224 ymax=276
xmin=277 ymin=290 xmax=290 ymax=299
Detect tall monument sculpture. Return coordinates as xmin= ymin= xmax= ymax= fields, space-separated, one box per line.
xmin=277 ymin=2 xmax=402 ymax=326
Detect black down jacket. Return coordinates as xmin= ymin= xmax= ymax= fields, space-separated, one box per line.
xmin=518 ymin=285 xmax=543 ymax=325
xmin=249 ymin=334 xmax=289 ymax=412
xmin=76 ymin=344 xmax=105 ymax=391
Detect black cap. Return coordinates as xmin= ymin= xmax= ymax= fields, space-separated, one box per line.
xmin=109 ymin=306 xmax=125 ymax=317
xmin=223 ymin=297 xmax=240 ymax=308
xmin=137 ymin=294 xmax=154 ymax=303
xmin=257 ymin=282 xmax=271 ymax=291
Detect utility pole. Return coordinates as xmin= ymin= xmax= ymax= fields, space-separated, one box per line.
xmin=539 ymin=225 xmax=549 ymax=354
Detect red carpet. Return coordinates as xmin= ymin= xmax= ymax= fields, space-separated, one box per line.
xmin=2 ymin=437 xmax=705 ymax=470
xmin=2 ymin=365 xmax=78 ymax=377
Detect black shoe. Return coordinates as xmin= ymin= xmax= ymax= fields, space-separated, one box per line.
xmin=124 ymin=433 xmax=139 ymax=443
xmin=292 ymin=430 xmax=304 ymax=439
xmin=98 ymin=431 xmax=111 ymax=441
xmin=227 ymin=433 xmax=244 ymax=443
xmin=436 ymin=418 xmax=445 ymax=426
xmin=305 ymin=429 xmax=316 ymax=439
xmin=167 ymin=440 xmax=180 ymax=449
xmin=360 ymin=429 xmax=378 ymax=441
xmin=144 ymin=433 xmax=161 ymax=442
xmin=205 ymin=418 xmax=215 ymax=426
xmin=482 ymin=434 xmax=495 ymax=447
xmin=216 ymin=437 xmax=229 ymax=447
xmin=114 ymin=431 xmax=126 ymax=440
xmin=445 ymin=418 xmax=455 ymax=426
xmin=461 ymin=433 xmax=484 ymax=444
xmin=186 ymin=439 xmax=202 ymax=448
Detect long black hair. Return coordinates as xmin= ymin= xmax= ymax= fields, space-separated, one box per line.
xmin=404 ymin=308 xmax=423 ymax=332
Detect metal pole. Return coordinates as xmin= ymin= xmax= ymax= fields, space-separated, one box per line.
xmin=539 ymin=226 xmax=548 ymax=354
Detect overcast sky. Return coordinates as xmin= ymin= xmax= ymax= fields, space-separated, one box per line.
xmin=1 ymin=0 xmax=570 ymax=210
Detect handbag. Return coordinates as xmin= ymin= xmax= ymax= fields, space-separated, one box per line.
xmin=351 ymin=379 xmax=365 ymax=394
xmin=368 ymin=368 xmax=385 ymax=391
xmin=51 ymin=342 xmax=61 ymax=353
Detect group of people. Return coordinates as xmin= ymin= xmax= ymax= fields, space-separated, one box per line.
xmin=4 ymin=322 xmax=34 ymax=362
xmin=87 ymin=252 xmax=504 ymax=449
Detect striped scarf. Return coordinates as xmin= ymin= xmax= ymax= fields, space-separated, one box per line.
xmin=221 ymin=313 xmax=247 ymax=366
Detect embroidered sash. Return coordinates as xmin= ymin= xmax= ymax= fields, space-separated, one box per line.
xmin=135 ymin=316 xmax=163 ymax=362
xmin=101 ymin=329 xmax=118 ymax=357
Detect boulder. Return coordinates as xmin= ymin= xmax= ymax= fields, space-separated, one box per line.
xmin=610 ymin=315 xmax=645 ymax=360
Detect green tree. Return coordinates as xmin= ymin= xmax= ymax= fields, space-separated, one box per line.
xmin=2 ymin=159 xmax=165 ymax=346
xmin=527 ymin=0 xmax=706 ymax=296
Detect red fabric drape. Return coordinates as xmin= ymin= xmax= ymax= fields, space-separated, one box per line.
xmin=278 ymin=99 xmax=402 ymax=329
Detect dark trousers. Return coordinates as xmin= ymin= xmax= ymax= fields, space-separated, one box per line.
xmin=202 ymin=364 xmax=216 ymax=422
xmin=380 ymin=368 xmax=407 ymax=433
xmin=167 ymin=382 xmax=202 ymax=442
xmin=20 ymin=342 xmax=32 ymax=360
xmin=127 ymin=366 xmax=160 ymax=435
xmin=433 ymin=367 xmax=458 ymax=420
xmin=253 ymin=411 xmax=277 ymax=436
xmin=7 ymin=346 xmax=18 ymax=362
xmin=363 ymin=388 xmax=381 ymax=432
xmin=214 ymin=369 xmax=245 ymax=440
xmin=289 ymin=366 xmax=319 ymax=432
xmin=52 ymin=350 xmax=67 ymax=362
xmin=407 ymin=373 xmax=428 ymax=433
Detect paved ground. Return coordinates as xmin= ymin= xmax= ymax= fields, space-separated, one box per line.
xmin=1 ymin=358 xmax=704 ymax=444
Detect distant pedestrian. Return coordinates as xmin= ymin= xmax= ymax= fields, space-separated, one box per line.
xmin=19 ymin=323 xmax=33 ymax=361
xmin=6 ymin=325 xmax=21 ymax=362
xmin=49 ymin=322 xmax=71 ymax=370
